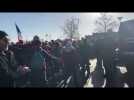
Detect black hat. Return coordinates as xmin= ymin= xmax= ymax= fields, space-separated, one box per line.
xmin=0 ymin=30 xmax=8 ymax=39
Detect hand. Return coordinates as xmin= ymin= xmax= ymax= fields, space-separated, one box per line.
xmin=18 ymin=65 xmax=31 ymax=75
xmin=23 ymin=66 xmax=31 ymax=72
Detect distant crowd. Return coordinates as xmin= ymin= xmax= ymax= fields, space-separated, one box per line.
xmin=1 ymin=30 xmax=134 ymax=88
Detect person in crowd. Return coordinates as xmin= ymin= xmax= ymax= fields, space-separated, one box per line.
xmin=29 ymin=35 xmax=61 ymax=87
xmin=0 ymin=30 xmax=24 ymax=87
xmin=61 ymin=39 xmax=81 ymax=87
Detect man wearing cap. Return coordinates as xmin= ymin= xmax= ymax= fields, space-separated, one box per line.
xmin=29 ymin=35 xmax=61 ymax=87
xmin=0 ymin=30 xmax=19 ymax=87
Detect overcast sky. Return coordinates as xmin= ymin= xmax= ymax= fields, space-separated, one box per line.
xmin=0 ymin=13 xmax=134 ymax=42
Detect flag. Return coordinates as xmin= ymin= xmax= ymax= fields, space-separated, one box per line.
xmin=15 ymin=23 xmax=23 ymax=41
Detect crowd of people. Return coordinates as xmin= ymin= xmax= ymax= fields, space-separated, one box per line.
xmin=0 ymin=30 xmax=93 ymax=87
xmin=1 ymin=30 xmax=134 ymax=88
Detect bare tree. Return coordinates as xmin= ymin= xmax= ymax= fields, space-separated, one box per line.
xmin=94 ymin=13 xmax=119 ymax=33
xmin=62 ymin=17 xmax=80 ymax=39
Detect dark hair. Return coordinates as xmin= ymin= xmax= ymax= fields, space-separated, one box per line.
xmin=32 ymin=40 xmax=41 ymax=46
xmin=0 ymin=30 xmax=8 ymax=39
xmin=32 ymin=35 xmax=41 ymax=46
xmin=33 ymin=35 xmax=40 ymax=41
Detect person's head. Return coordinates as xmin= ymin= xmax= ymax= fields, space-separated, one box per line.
xmin=32 ymin=35 xmax=41 ymax=47
xmin=0 ymin=30 xmax=9 ymax=51
xmin=51 ymin=40 xmax=54 ymax=44
xmin=65 ymin=39 xmax=73 ymax=47
xmin=16 ymin=40 xmax=24 ymax=46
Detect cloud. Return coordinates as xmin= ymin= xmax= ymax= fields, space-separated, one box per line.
xmin=78 ymin=13 xmax=134 ymax=36
xmin=79 ymin=13 xmax=101 ymax=36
